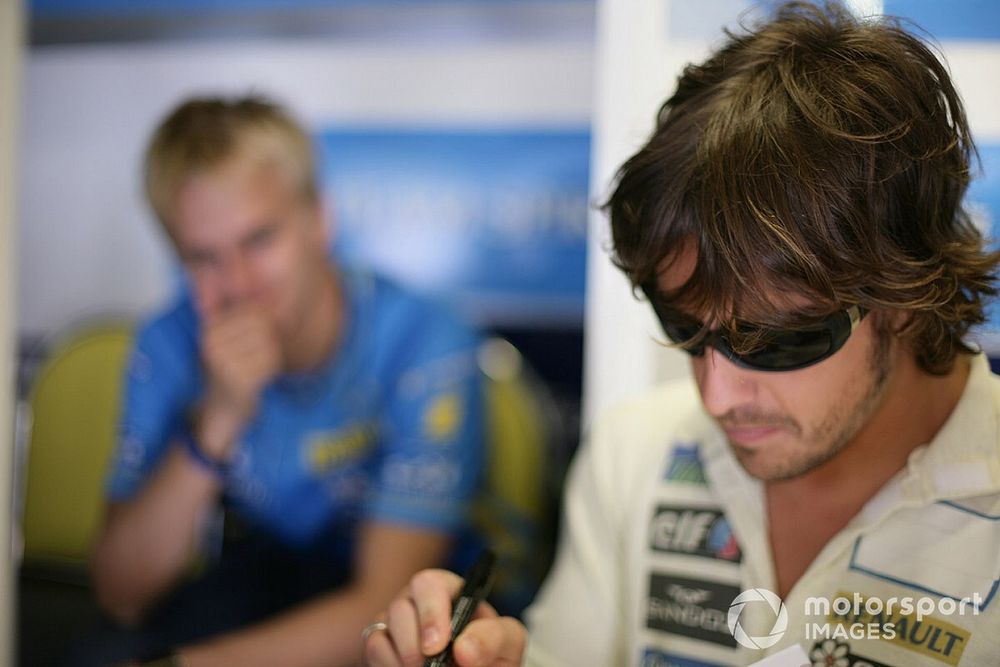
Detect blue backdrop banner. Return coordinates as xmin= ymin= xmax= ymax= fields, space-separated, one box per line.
xmin=883 ymin=0 xmax=1000 ymax=41
xmin=318 ymin=128 xmax=591 ymax=327
xmin=971 ymin=143 xmax=1000 ymax=332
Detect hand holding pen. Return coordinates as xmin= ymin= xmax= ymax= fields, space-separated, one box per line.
xmin=362 ymin=550 xmax=528 ymax=667
xmin=423 ymin=550 xmax=496 ymax=667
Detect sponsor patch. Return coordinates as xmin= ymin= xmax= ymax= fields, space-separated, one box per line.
xmin=641 ymin=648 xmax=726 ymax=667
xmin=664 ymin=444 xmax=707 ymax=485
xmin=649 ymin=504 xmax=742 ymax=562
xmin=399 ymin=350 xmax=476 ymax=397
xmin=809 ymin=639 xmax=893 ymax=667
xmin=423 ymin=392 xmax=463 ymax=442
xmin=128 ymin=349 xmax=153 ymax=383
xmin=849 ymin=501 xmax=1000 ymax=608
xmin=117 ymin=435 xmax=145 ymax=468
xmin=306 ymin=423 xmax=377 ymax=473
xmin=825 ymin=591 xmax=970 ymax=666
xmin=646 ymin=573 xmax=740 ymax=648
xmin=380 ymin=453 xmax=462 ymax=496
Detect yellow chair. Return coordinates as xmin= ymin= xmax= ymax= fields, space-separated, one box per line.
xmin=474 ymin=338 xmax=563 ymax=616
xmin=17 ymin=326 xmax=561 ymax=615
xmin=20 ymin=322 xmax=133 ymax=570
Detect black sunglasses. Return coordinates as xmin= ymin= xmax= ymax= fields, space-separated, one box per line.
xmin=641 ymin=283 xmax=868 ymax=372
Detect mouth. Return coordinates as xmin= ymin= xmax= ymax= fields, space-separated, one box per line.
xmin=722 ymin=424 xmax=785 ymax=447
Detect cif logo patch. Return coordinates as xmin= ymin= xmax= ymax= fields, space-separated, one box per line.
xmin=727 ymin=588 xmax=788 ymax=650
xmin=423 ymin=392 xmax=462 ymax=442
xmin=649 ymin=504 xmax=742 ymax=562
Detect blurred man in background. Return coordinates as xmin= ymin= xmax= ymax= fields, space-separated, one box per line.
xmin=81 ymin=96 xmax=486 ymax=667
xmin=364 ymin=3 xmax=1000 ymax=665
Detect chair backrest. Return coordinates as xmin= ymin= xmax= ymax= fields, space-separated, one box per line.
xmin=21 ymin=323 xmax=132 ymax=568
xmin=474 ymin=338 xmax=563 ymax=617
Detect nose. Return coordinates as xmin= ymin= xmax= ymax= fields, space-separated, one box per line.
xmin=218 ymin=253 xmax=256 ymax=309
xmin=692 ymin=346 xmax=758 ymax=418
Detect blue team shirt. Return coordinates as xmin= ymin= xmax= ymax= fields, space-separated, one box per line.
xmin=106 ymin=270 xmax=485 ymax=567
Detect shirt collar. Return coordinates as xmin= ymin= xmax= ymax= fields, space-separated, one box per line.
xmin=903 ymin=353 xmax=1000 ymax=501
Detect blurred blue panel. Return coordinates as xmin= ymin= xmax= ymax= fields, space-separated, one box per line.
xmin=318 ymin=128 xmax=591 ymax=328
xmin=30 ymin=0 xmax=545 ymax=16
xmin=884 ymin=0 xmax=1000 ymax=41
xmin=30 ymin=0 xmax=596 ymax=46
xmin=31 ymin=0 xmax=357 ymax=15
xmin=972 ymin=144 xmax=1000 ymax=332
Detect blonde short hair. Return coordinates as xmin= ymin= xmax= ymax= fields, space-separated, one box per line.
xmin=144 ymin=95 xmax=318 ymax=225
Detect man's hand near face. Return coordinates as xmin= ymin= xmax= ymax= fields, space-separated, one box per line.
xmin=197 ymin=302 xmax=282 ymax=461
xmin=91 ymin=298 xmax=281 ymax=626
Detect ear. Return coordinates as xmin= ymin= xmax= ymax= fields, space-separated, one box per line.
xmin=884 ymin=309 xmax=910 ymax=335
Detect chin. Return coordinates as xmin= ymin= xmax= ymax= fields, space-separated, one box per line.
xmin=731 ymin=447 xmax=811 ymax=482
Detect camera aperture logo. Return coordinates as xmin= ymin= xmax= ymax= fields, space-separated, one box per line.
xmin=727 ymin=588 xmax=788 ymax=649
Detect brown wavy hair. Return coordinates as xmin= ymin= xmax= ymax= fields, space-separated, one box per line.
xmin=606 ymin=1 xmax=999 ymax=374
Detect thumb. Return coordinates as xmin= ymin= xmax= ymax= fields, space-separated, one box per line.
xmin=453 ymin=617 xmax=527 ymax=667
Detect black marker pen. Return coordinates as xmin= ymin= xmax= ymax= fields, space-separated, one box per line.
xmin=424 ymin=549 xmax=496 ymax=667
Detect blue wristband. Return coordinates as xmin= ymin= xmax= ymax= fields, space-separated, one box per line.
xmin=179 ymin=428 xmax=230 ymax=479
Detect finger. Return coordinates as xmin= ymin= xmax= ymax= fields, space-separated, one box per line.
xmin=453 ymin=617 xmax=527 ymax=667
xmin=220 ymin=318 xmax=282 ymax=367
xmin=472 ymin=599 xmax=499 ymax=621
xmin=205 ymin=317 xmax=280 ymax=366
xmin=410 ymin=569 xmax=465 ymax=656
xmin=365 ymin=628 xmax=402 ymax=667
xmin=191 ymin=281 xmax=221 ymax=324
xmin=204 ymin=306 xmax=270 ymax=343
xmin=386 ymin=597 xmax=423 ymax=667
xmin=217 ymin=329 xmax=278 ymax=365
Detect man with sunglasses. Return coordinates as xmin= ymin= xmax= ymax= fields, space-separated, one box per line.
xmin=364 ymin=3 xmax=1000 ymax=666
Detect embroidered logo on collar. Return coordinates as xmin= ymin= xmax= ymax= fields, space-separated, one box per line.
xmin=664 ymin=443 xmax=707 ymax=485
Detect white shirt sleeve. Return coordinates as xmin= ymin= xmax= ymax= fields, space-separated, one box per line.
xmin=522 ymin=413 xmax=627 ymax=666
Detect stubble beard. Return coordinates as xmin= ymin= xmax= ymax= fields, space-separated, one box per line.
xmin=734 ymin=328 xmax=893 ymax=482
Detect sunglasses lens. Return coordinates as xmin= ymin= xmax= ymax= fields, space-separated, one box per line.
xmin=645 ymin=284 xmax=860 ymax=371
xmin=738 ymin=328 xmax=834 ymax=370
xmin=660 ymin=319 xmax=704 ymax=354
